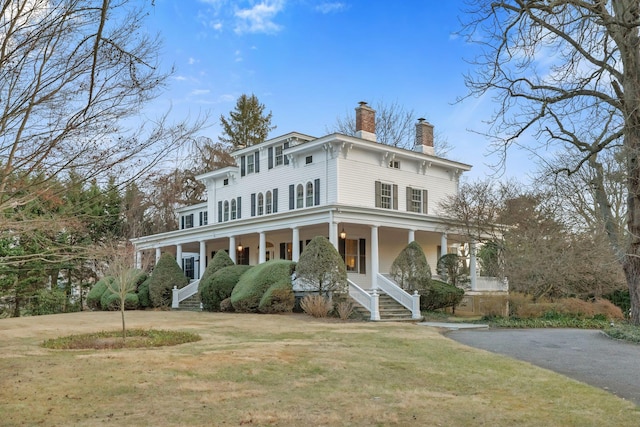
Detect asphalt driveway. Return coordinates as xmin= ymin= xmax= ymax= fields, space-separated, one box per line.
xmin=446 ymin=328 xmax=640 ymax=406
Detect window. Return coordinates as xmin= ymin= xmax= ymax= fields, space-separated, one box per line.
xmin=257 ymin=193 xmax=264 ymax=215
xmin=183 ymin=257 xmax=195 ymax=280
xmin=389 ymin=160 xmax=400 ymax=169
xmin=223 ymin=178 xmax=229 ymax=185
xmin=406 ymin=187 xmax=428 ymax=214
xmin=223 ymin=201 xmax=229 ymax=221
xmin=305 ymin=155 xmax=313 ymax=164
xmin=266 ymin=191 xmax=272 ymax=214
xmin=306 ymin=181 xmax=313 ymax=207
xmin=339 ymin=238 xmax=366 ymax=274
xmin=200 ymin=211 xmax=208 ymax=226
xmin=184 ymin=214 xmax=194 ymax=229
xmin=275 ymin=146 xmax=284 ymax=166
xmin=247 ymin=154 xmax=255 ymax=174
xmin=375 ymin=181 xmax=398 ymax=210
xmin=231 ymin=199 xmax=237 ymax=220
xmin=296 ymin=184 xmax=304 ymax=208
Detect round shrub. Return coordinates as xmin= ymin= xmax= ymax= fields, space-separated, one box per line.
xmin=101 ymin=292 xmax=139 ymax=311
xmin=420 ymin=279 xmax=464 ymax=311
xmin=201 ymin=250 xmax=235 ymax=285
xmin=296 ymin=236 xmax=346 ymax=294
xmin=199 ymin=265 xmax=252 ymax=311
xmin=87 ymin=277 xmax=113 ymax=310
xmin=219 ymin=297 xmax=234 ymax=312
xmin=148 ymin=253 xmax=189 ymax=308
xmin=390 ymin=241 xmax=431 ymax=291
xmin=231 ymin=260 xmax=295 ymax=313
xmin=259 ymin=279 xmax=295 ymax=314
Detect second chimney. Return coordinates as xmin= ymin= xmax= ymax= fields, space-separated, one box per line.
xmin=415 ymin=118 xmax=435 ymax=155
xmin=355 ymin=101 xmax=376 ymax=142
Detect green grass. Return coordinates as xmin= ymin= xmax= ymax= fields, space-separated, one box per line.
xmin=42 ymin=328 xmax=201 ymax=349
xmin=604 ymin=323 xmax=640 ymax=343
xmin=482 ymin=316 xmax=612 ymax=329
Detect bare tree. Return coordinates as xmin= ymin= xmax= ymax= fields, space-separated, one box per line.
xmin=329 ymin=100 xmax=453 ymax=157
xmin=104 ymin=244 xmax=138 ymax=341
xmin=460 ymin=0 xmax=640 ymax=323
xmin=0 ymin=0 xmax=204 ymax=264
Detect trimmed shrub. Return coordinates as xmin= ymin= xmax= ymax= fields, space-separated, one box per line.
xmin=219 ymin=298 xmax=234 ymax=312
xmin=148 ymin=253 xmax=189 ymax=308
xmin=296 ymin=236 xmax=346 ymax=294
xmin=300 ymin=294 xmax=333 ymax=318
xmin=420 ymin=279 xmax=464 ymax=311
xmin=231 ymin=260 xmax=295 ymax=313
xmin=137 ymin=277 xmax=151 ymax=308
xmin=87 ymin=277 xmax=113 ymax=310
xmin=201 ymin=250 xmax=235 ymax=285
xmin=390 ymin=241 xmax=431 ymax=291
xmin=258 ymin=279 xmax=295 ymax=314
xmin=100 ymin=291 xmax=139 ymax=311
xmin=200 ymin=265 xmax=252 ymax=311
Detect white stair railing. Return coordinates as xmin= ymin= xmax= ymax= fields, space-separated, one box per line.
xmin=171 ymin=279 xmax=200 ymax=309
xmin=376 ymin=274 xmax=421 ymax=319
xmin=348 ymin=280 xmax=380 ymax=321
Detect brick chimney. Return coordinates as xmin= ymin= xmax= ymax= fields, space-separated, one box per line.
xmin=415 ymin=118 xmax=435 ymax=155
xmin=355 ymin=101 xmax=376 ymax=142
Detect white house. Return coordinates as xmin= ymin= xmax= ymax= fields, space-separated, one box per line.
xmin=131 ymin=102 xmax=504 ymax=319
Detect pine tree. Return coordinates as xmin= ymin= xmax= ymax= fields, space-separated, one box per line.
xmin=219 ymin=94 xmax=276 ymax=149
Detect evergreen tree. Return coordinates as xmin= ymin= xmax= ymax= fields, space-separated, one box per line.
xmin=219 ymin=94 xmax=276 ymax=149
xmin=296 ymin=236 xmax=347 ymax=294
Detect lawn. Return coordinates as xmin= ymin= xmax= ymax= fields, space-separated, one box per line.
xmin=0 ymin=311 xmax=637 ymax=426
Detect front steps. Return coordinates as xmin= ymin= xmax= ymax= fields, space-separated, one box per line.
xmin=173 ymin=293 xmax=201 ymax=311
xmin=352 ymin=292 xmax=418 ymax=321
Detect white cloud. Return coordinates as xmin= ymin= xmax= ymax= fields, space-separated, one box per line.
xmin=191 ymin=89 xmax=211 ymax=96
xmin=173 ymin=75 xmax=187 ymax=81
xmin=235 ymin=50 xmax=243 ymax=62
xmin=234 ymin=1 xmax=285 ymax=35
xmin=314 ymin=2 xmax=346 ymax=14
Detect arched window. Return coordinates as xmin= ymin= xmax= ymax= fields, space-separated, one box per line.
xmin=231 ymin=199 xmax=237 ymax=220
xmin=223 ymin=201 xmax=229 ymax=221
xmin=306 ymin=181 xmax=314 ymax=207
xmin=296 ymin=184 xmax=304 ymax=209
xmin=258 ymin=193 xmax=264 ymax=215
xmin=266 ymin=191 xmax=272 ymax=214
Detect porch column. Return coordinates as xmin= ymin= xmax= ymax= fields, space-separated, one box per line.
xmin=155 ymin=247 xmax=161 ymax=263
xmin=470 ymin=240 xmax=477 ymax=291
xmin=199 ymin=240 xmax=206 ymax=279
xmin=229 ymin=236 xmax=236 ymax=263
xmin=440 ymin=233 xmax=448 ymax=257
xmin=371 ymin=225 xmax=379 ymax=289
xmin=176 ymin=244 xmax=183 ymax=270
xmin=329 ymin=211 xmax=338 ymax=249
xmin=259 ymin=232 xmax=266 ymax=264
xmin=292 ymin=227 xmax=300 ymax=262
xmin=408 ymin=229 xmax=415 ymax=243
xmin=135 ymin=250 xmax=142 ymax=270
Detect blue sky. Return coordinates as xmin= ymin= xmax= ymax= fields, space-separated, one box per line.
xmin=144 ymin=0 xmax=535 ymax=181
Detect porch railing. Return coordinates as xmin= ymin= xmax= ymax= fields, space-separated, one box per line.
xmin=376 ymin=274 xmax=421 ymax=319
xmin=348 ymin=280 xmax=380 ymax=321
xmin=171 ymin=279 xmax=200 ymax=309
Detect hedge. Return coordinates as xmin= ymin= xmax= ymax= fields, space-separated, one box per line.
xmin=199 ymin=265 xmax=252 ymax=311
xmin=231 ymin=260 xmax=295 ymax=313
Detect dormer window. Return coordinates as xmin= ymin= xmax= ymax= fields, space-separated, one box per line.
xmin=389 ymin=160 xmax=400 ymax=169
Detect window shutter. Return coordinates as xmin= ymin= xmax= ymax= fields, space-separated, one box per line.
xmin=218 ymin=201 xmax=222 ymax=222
xmin=284 ymin=142 xmax=290 ymax=165
xmin=273 ymin=188 xmax=278 ymax=213
xmin=314 ymin=178 xmax=320 ymax=206
xmin=289 ymin=184 xmax=294 ymax=210
xmin=375 ymin=181 xmax=381 ymax=207
xmin=406 ymin=187 xmax=412 ymax=212
xmin=237 ymin=197 xmax=242 ymax=219
xmin=240 ymin=156 xmax=246 ymax=176
xmin=392 ymin=184 xmax=398 ymax=210
xmin=422 ymin=190 xmax=428 ymax=214
xmin=268 ymin=147 xmax=273 ymax=169
xmin=181 ymin=216 xmax=184 ymax=229
xmin=199 ymin=212 xmax=203 ymax=226
xmin=359 ymin=238 xmax=366 ymax=274
xmin=251 ymin=193 xmax=256 ymax=217
xmin=254 ymin=151 xmax=260 ymax=172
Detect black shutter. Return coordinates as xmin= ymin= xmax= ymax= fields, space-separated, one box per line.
xmin=392 ymin=184 xmax=398 ymax=210
xmin=375 ymin=181 xmax=381 ymax=207
xmin=251 ymin=193 xmax=256 ymax=217
xmin=268 ymin=147 xmax=273 ymax=169
xmin=254 ymin=151 xmax=260 ymax=173
xmin=199 ymin=211 xmax=203 ymax=226
xmin=289 ymin=184 xmax=294 ymax=210
xmin=273 ymin=188 xmax=278 ymax=213
xmin=241 ymin=156 xmax=246 ymax=176
xmin=181 ymin=216 xmax=184 ymax=229
xmin=218 ymin=201 xmax=222 ymax=222
xmin=314 ymin=178 xmax=320 ymax=206
xmin=237 ymin=197 xmax=242 ymax=219
xmin=284 ymin=142 xmax=290 ymax=165
xmin=359 ymin=238 xmax=366 ymax=274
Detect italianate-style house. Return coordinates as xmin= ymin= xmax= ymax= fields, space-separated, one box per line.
xmin=131 ymin=102 xmax=507 ymax=319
